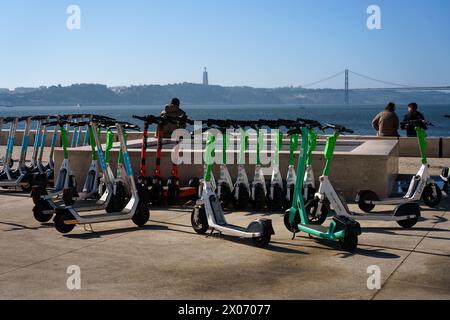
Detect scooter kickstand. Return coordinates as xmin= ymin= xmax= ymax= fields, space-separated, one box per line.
xmin=206 ymin=229 xmax=219 ymax=238
xmin=291 ymin=232 xmax=296 ymax=241
xmin=83 ymin=224 xmax=94 ymax=233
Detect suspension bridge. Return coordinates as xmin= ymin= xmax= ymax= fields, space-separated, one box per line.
xmin=300 ymin=69 xmax=450 ymax=104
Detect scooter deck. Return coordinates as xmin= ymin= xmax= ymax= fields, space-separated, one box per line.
xmin=64 ymin=209 xmax=133 ymax=225
xmin=216 ymin=223 xmax=247 ymax=232
xmin=349 ymin=212 xmax=417 ymax=221
xmin=300 ymin=224 xmax=328 ymax=233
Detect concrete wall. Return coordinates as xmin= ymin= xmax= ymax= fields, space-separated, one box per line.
xmin=54 ymin=137 xmax=399 ymax=201
xmin=2 ymin=130 xmax=449 ymax=157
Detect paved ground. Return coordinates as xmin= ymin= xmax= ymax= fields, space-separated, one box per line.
xmin=0 ymin=189 xmax=448 ymax=300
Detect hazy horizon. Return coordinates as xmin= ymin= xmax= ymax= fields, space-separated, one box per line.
xmin=1 ymin=0 xmax=450 ymax=89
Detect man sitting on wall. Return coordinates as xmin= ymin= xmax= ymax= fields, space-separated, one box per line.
xmin=159 ymin=98 xmax=187 ymax=139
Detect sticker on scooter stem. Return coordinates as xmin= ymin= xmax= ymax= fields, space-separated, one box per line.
xmin=98 ymin=150 xmax=107 ymax=171
xmin=123 ymin=152 xmax=133 ymax=176
xmin=21 ymin=136 xmax=29 ymax=153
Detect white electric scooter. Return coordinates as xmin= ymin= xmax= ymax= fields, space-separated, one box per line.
xmin=309 ymin=124 xmax=422 ymax=229
xmin=53 ymin=120 xmax=149 ymax=234
xmin=232 ymin=126 xmax=251 ymax=210
xmin=191 ymin=122 xmax=274 ymax=247
xmin=356 ymin=120 xmax=441 ymax=212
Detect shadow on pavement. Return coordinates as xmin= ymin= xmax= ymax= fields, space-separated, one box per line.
xmin=0 ymin=221 xmax=52 ymax=231
xmin=62 ymin=224 xmax=170 ymax=239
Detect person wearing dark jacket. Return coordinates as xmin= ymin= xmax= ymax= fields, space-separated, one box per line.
xmin=159 ymin=98 xmax=187 ymax=138
xmin=402 ymin=103 xmax=425 ymax=137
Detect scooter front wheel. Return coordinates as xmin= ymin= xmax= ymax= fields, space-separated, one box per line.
xmin=252 ymin=185 xmax=266 ymax=211
xmin=422 ymin=184 xmax=442 ymax=208
xmin=269 ymin=184 xmax=285 ymax=212
xmin=106 ymin=182 xmax=128 ymax=213
xmin=166 ymin=184 xmax=180 ymax=206
xmin=357 ymin=190 xmax=378 ymax=213
xmin=283 ymin=210 xmax=300 ymax=233
xmin=305 ymin=199 xmax=329 ymax=225
xmin=233 ymin=184 xmax=250 ymax=210
xmin=219 ymin=183 xmax=233 ymax=209
xmin=191 ymin=206 xmax=209 ymax=234
xmin=132 ymin=201 xmax=150 ymax=227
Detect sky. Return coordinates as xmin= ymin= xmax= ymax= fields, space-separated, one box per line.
xmin=0 ymin=0 xmax=450 ymax=89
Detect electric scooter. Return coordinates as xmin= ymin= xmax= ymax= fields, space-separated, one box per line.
xmin=247 ymin=121 xmax=267 ymax=211
xmin=284 ymin=120 xmax=362 ymax=252
xmin=307 ymin=123 xmax=422 ymax=229
xmin=191 ymin=120 xmax=274 ymax=247
xmin=283 ymin=122 xmax=298 ymax=209
xmin=133 ymin=114 xmax=199 ymax=206
xmin=61 ymin=122 xmax=101 ymax=205
xmin=262 ymin=121 xmax=285 ymax=212
xmin=232 ymin=125 xmax=251 ymax=210
xmin=0 ymin=116 xmax=38 ymax=191
xmin=35 ymin=116 xmax=57 ymax=182
xmin=356 ymin=119 xmax=441 ymax=212
xmin=28 ymin=116 xmax=47 ymax=173
xmin=33 ymin=117 xmax=128 ymax=223
xmin=0 ymin=117 xmax=15 ymax=169
xmin=213 ymin=120 xmax=235 ymax=209
xmin=0 ymin=117 xmax=4 ymax=165
xmin=165 ymin=116 xmax=200 ymax=206
xmin=53 ymin=120 xmax=150 ymax=234
xmin=440 ymin=115 xmax=450 ymax=195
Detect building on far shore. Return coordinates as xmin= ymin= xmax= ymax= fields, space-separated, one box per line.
xmin=203 ymin=67 xmax=209 ymax=86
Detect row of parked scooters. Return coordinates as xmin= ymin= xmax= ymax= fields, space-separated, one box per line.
xmin=0 ymin=114 xmax=448 ymax=253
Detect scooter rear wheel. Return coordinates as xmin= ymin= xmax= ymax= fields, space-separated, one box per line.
xmin=339 ymin=234 xmax=358 ymax=253
xmin=132 ymin=201 xmax=150 ymax=227
xmin=422 ymin=184 xmax=442 ymax=208
xmin=395 ymin=203 xmax=421 ymax=229
xmin=54 ymin=210 xmax=76 ymax=234
xmin=191 ymin=206 xmax=209 ymax=234
xmin=248 ymin=220 xmax=272 ymax=248
xmin=33 ymin=200 xmax=53 ymax=223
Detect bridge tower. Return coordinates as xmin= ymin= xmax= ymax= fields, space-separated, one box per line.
xmin=345 ymin=69 xmax=349 ymax=105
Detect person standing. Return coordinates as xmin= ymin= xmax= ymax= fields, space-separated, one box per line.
xmin=372 ymin=102 xmax=400 ymax=137
xmin=402 ymin=103 xmax=425 ymax=137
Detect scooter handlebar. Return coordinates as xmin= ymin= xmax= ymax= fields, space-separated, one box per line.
xmin=400 ymin=119 xmax=433 ymax=129
xmin=323 ymin=123 xmax=354 ymax=134
xmin=133 ymin=114 xmax=192 ymax=126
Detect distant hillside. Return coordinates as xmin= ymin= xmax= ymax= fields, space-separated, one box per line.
xmin=1 ymin=83 xmax=449 ymax=106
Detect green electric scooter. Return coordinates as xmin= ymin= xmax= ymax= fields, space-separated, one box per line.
xmin=284 ymin=119 xmax=361 ymax=253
